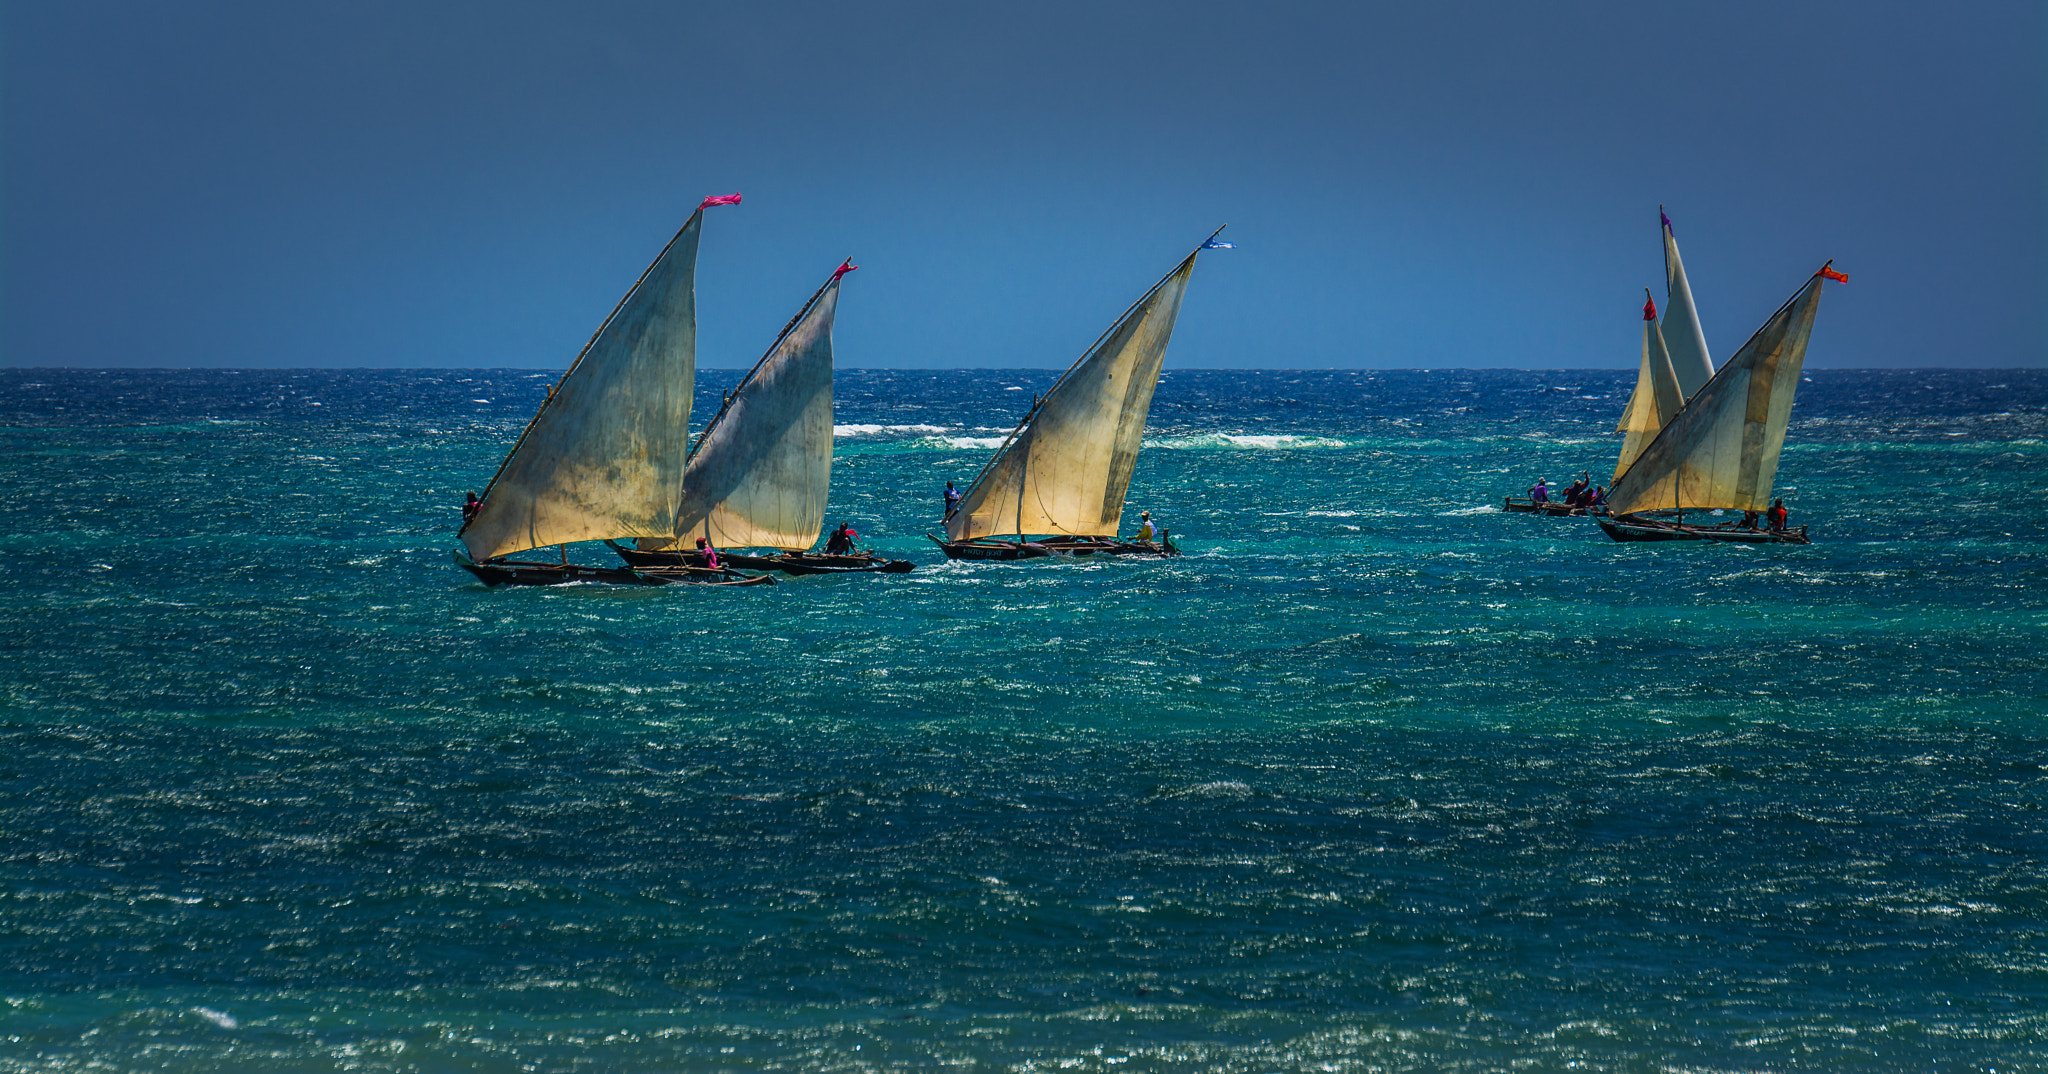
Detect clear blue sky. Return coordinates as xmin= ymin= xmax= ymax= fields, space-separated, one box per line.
xmin=4 ymin=2 xmax=2041 ymax=370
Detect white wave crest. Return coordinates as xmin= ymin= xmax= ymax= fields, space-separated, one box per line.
xmin=1148 ymin=433 xmax=1351 ymax=450
xmin=833 ymin=423 xmax=951 ymax=437
xmin=193 ymin=1007 xmax=238 ymax=1029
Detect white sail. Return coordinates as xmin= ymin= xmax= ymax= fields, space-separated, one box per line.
xmin=460 ymin=211 xmax=702 ymax=561
xmin=1606 ymin=271 xmax=1826 ymax=516
xmin=658 ymin=269 xmax=844 ymax=552
xmin=1613 ymin=296 xmax=1685 ymax=481
xmin=1661 ymin=210 xmax=1715 ymax=399
xmin=946 ymin=251 xmax=1199 ymax=541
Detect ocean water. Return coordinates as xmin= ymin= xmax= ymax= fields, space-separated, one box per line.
xmin=0 ymin=366 xmax=2043 ymax=1073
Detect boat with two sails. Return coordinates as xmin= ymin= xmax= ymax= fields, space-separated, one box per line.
xmin=928 ymin=229 xmax=1228 ymax=561
xmin=1597 ymin=209 xmax=1839 ymax=544
xmin=608 ymin=259 xmax=913 ymax=576
xmin=454 ymin=195 xmax=772 ymax=587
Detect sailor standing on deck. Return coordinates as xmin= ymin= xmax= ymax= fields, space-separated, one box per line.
xmin=943 ymin=480 xmax=962 ymax=520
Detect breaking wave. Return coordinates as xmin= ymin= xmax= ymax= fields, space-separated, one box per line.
xmin=1148 ymin=433 xmax=1352 ymax=450
xmin=833 ymin=423 xmax=951 ymax=437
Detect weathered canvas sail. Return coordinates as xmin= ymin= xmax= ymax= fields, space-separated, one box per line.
xmin=1613 ymin=294 xmax=1685 ymax=481
xmin=1606 ymin=270 xmax=1827 ymax=516
xmin=1661 ymin=209 xmax=1715 ymax=399
xmin=460 ymin=210 xmax=703 ymax=561
xmin=946 ymin=250 xmax=1199 ymax=541
xmin=654 ymin=266 xmax=845 ymax=552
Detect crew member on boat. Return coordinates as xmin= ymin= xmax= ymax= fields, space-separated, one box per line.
xmin=942 ymin=481 xmax=962 ymax=520
xmin=695 ymin=537 xmax=721 ymax=570
xmin=461 ymin=491 xmax=482 ymax=524
xmin=1561 ymin=473 xmax=1589 ymax=506
xmin=1135 ymin=511 xmax=1155 ymax=542
xmin=1766 ymin=498 xmax=1789 ymax=532
xmin=825 ymin=522 xmax=857 ymax=556
xmin=1528 ymin=480 xmax=1550 ymax=504
xmin=1586 ymin=485 xmax=1607 ymax=509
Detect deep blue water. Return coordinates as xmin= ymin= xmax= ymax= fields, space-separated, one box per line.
xmin=1 ymin=367 xmax=2043 ymax=1072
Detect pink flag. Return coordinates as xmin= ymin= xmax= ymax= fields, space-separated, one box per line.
xmin=831 ymin=258 xmax=858 ymax=282
xmin=698 ymin=193 xmax=742 ymax=210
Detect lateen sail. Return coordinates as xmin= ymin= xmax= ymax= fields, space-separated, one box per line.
xmin=1605 ymin=270 xmax=1827 ymax=516
xmin=946 ymin=250 xmax=1199 ymax=542
xmin=1613 ymin=292 xmax=1685 ymax=481
xmin=654 ymin=267 xmax=845 ymax=552
xmin=1661 ymin=209 xmax=1715 ymax=399
xmin=461 ymin=210 xmax=703 ymax=561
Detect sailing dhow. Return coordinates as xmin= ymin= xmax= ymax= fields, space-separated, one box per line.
xmin=928 ymin=229 xmax=1225 ymax=560
xmin=610 ymin=260 xmax=913 ymax=575
xmin=1506 ymin=208 xmax=1718 ymax=518
xmin=1598 ymin=261 xmax=1843 ymax=544
xmin=453 ymin=195 xmax=771 ymax=586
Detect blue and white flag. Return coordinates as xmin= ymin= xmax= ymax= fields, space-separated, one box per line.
xmin=1202 ymin=238 xmax=1235 ymax=249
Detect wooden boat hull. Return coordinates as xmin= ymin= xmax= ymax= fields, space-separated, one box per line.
xmin=458 ymin=556 xmax=665 ymax=587
xmin=926 ymin=535 xmax=1052 ymax=560
xmin=926 ymin=533 xmax=1179 ymax=561
xmin=608 ymin=540 xmax=910 ymax=575
xmin=457 ymin=550 xmax=774 ymax=586
xmin=1597 ymin=514 xmax=1811 ymax=545
xmin=635 ymin=566 xmax=777 ymax=585
xmin=1503 ymin=496 xmax=1587 ymax=517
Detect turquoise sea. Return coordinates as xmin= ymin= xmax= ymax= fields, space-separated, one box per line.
xmin=1 ymin=366 xmax=2043 ymax=1072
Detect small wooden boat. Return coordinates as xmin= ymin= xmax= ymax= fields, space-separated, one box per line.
xmin=456 ymin=197 xmax=766 ymax=588
xmin=935 ymin=228 xmax=1225 ymax=562
xmin=454 ymin=550 xmax=773 ymax=586
xmin=925 ymin=533 xmax=1178 ymax=559
xmin=1596 ymin=512 xmax=1810 ymax=545
xmin=1502 ymin=497 xmax=1586 ymax=517
xmin=634 ymin=565 xmax=778 ymax=585
xmin=926 ymin=534 xmax=1051 ymax=560
xmin=610 ymin=540 xmax=910 ymax=574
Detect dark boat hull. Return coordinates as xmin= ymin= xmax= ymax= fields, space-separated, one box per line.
xmin=1597 ymin=514 xmax=1811 ymax=545
xmin=1503 ymin=496 xmax=1588 ymax=517
xmin=458 ymin=557 xmax=666 ymax=587
xmin=457 ymin=550 xmax=774 ymax=587
xmin=608 ymin=541 xmax=911 ymax=575
xmin=926 ymin=533 xmax=1179 ymax=561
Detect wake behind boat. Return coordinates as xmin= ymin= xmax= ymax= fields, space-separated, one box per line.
xmin=454 ymin=195 xmax=772 ymax=587
xmin=929 ymin=229 xmax=1226 ymax=562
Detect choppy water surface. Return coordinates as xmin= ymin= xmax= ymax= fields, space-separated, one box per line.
xmin=1 ymin=368 xmax=2043 ymax=1072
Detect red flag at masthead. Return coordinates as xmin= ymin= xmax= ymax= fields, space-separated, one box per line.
xmin=698 ymin=193 xmax=743 ymax=210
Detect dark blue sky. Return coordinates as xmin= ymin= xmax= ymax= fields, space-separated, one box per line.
xmin=4 ymin=2 xmax=2041 ymax=369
